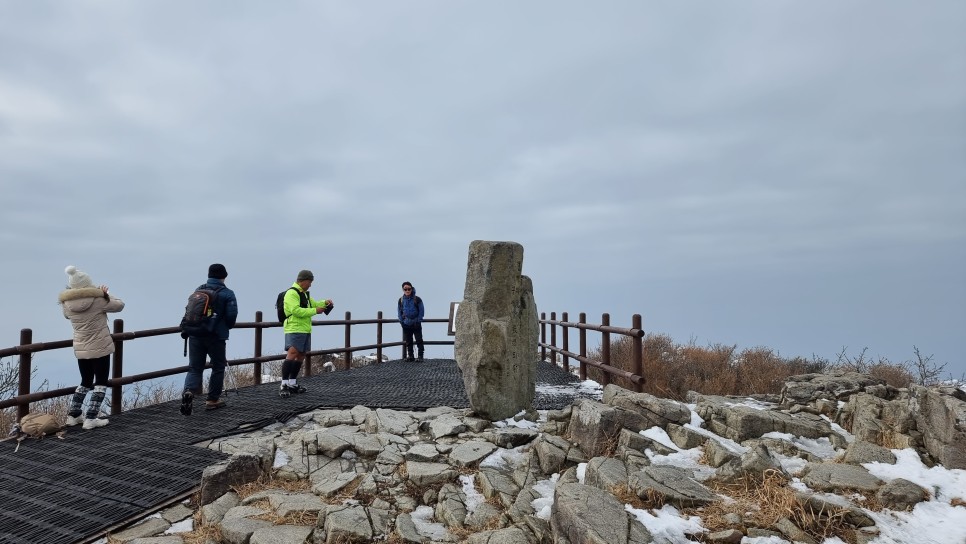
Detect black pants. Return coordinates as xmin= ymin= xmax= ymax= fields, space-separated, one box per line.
xmin=78 ymin=355 xmax=110 ymax=388
xmin=402 ymin=324 xmax=424 ymax=358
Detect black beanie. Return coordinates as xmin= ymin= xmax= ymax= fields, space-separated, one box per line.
xmin=208 ymin=263 xmax=228 ymax=279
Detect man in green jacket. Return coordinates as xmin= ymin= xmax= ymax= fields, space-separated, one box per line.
xmin=280 ymin=269 xmax=333 ymax=397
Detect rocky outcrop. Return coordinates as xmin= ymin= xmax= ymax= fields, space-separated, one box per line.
xmin=911 ymin=385 xmax=966 ymax=469
xmin=455 ymin=240 xmax=539 ymax=420
xmin=108 ymin=374 xmax=965 ymax=543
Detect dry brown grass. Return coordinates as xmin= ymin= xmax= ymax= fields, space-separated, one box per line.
xmin=121 ymin=380 xmax=180 ymax=410
xmin=597 ymin=431 xmax=621 ymax=458
xmin=698 ymin=469 xmax=856 ymax=542
xmin=610 ymin=483 xmax=664 ymax=511
xmin=172 ymin=511 xmax=223 ymax=544
xmin=585 ymin=334 xmax=917 ymax=400
xmin=402 ymin=478 xmax=444 ymax=504
xmin=232 ymin=474 xmax=311 ymax=500
xmin=252 ymin=506 xmax=320 ymax=526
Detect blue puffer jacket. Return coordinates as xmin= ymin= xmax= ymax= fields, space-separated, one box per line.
xmin=398 ymin=288 xmax=424 ymax=327
xmin=203 ymin=278 xmax=238 ymax=340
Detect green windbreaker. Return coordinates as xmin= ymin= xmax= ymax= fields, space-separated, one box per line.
xmin=282 ymin=282 xmax=329 ymax=333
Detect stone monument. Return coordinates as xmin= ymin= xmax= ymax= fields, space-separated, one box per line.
xmin=454 ymin=240 xmax=539 ymax=420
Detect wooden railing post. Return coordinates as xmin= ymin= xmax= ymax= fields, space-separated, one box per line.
xmin=344 ymin=311 xmax=351 ymax=370
xmin=549 ymin=312 xmax=557 ymax=366
xmin=111 ymin=319 xmax=124 ymax=415
xmin=578 ymin=313 xmax=587 ymax=381
xmin=304 ymin=312 xmax=313 ymax=377
xmin=540 ymin=312 xmax=546 ymax=362
xmin=376 ymin=311 xmax=383 ymax=364
xmin=601 ymin=313 xmax=611 ymax=387
xmin=17 ymin=328 xmax=31 ymax=420
xmin=253 ymin=311 xmax=263 ymax=385
xmin=632 ymin=313 xmax=643 ymax=392
xmin=561 ymin=312 xmax=569 ymax=372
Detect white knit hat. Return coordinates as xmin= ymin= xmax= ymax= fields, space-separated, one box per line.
xmin=65 ymin=265 xmax=94 ymax=289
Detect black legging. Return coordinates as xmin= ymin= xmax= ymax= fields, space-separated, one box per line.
xmin=78 ymin=355 xmax=110 ymax=388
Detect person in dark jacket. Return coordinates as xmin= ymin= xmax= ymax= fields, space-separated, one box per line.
xmin=397 ymin=281 xmax=424 ymax=362
xmin=59 ymin=265 xmax=125 ymax=430
xmin=180 ymin=263 xmax=238 ymax=415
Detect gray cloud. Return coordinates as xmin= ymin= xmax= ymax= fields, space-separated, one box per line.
xmin=1 ymin=1 xmax=963 ymax=383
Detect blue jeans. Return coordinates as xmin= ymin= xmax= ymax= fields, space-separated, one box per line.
xmin=184 ymin=336 xmax=227 ymax=401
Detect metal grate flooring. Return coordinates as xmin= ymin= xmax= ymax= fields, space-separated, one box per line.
xmin=0 ymin=359 xmax=585 ymax=544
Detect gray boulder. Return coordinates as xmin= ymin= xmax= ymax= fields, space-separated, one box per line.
xmin=455 ymin=240 xmax=539 ymax=421
xmin=551 ymin=483 xmax=651 ymax=544
xmin=911 ymin=385 xmax=966 ymax=469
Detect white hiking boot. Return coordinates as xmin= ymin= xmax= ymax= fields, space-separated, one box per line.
xmin=83 ymin=417 xmax=109 ymax=430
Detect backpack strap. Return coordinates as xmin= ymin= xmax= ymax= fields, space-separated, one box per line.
xmin=298 ymin=289 xmax=308 ymax=308
xmin=284 ymin=287 xmax=309 ymax=319
xmin=204 ymin=284 xmax=226 ymax=312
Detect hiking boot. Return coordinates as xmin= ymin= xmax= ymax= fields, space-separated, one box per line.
xmin=416 ymin=356 xmax=424 ymax=362
xmin=205 ymin=399 xmax=226 ymax=410
xmin=279 ymin=385 xmax=291 ymax=398
xmin=65 ymin=414 xmax=83 ymax=427
xmin=179 ymin=391 xmax=194 ymax=416
xmin=290 ymin=383 xmax=307 ymax=394
xmin=82 ymin=417 xmax=108 ymax=430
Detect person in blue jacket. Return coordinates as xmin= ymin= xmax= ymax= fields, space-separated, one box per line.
xmin=397 ymin=281 xmax=424 ymax=362
xmin=180 ymin=263 xmax=238 ymax=415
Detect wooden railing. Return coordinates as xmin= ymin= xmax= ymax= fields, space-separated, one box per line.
xmin=0 ymin=311 xmax=453 ymax=419
xmin=2 ymin=310 xmax=644 ymax=418
xmin=539 ymin=312 xmax=645 ymax=392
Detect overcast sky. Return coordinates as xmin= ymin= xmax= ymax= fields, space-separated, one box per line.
xmin=2 ymin=1 xmax=964 ymax=385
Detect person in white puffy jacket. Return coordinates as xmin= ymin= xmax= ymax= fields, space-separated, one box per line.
xmin=58 ymin=265 xmax=125 ymax=430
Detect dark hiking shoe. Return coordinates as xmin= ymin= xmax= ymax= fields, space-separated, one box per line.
xmin=279 ymin=385 xmax=291 ymax=398
xmin=290 ymin=383 xmax=307 ymax=394
xmin=179 ymin=391 xmax=193 ymax=416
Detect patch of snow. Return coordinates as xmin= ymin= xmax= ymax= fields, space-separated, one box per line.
xmin=645 ymin=447 xmax=715 ymax=481
xmin=164 ymin=518 xmax=193 ymax=533
xmin=460 ymin=474 xmax=485 ymax=513
xmin=640 ymin=426 xmax=682 ymax=451
xmin=625 ymin=503 xmax=705 ymax=542
xmin=688 ymin=405 xmax=704 ymax=426
xmin=683 ymin=423 xmax=748 ymax=454
xmin=480 ymin=445 xmax=528 ymax=470
xmin=410 ymin=505 xmax=451 ymax=541
xmin=530 ymin=474 xmax=559 ymax=520
xmin=273 ymin=448 xmax=290 ymax=469
xmin=864 ymin=449 xmax=966 ymax=503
